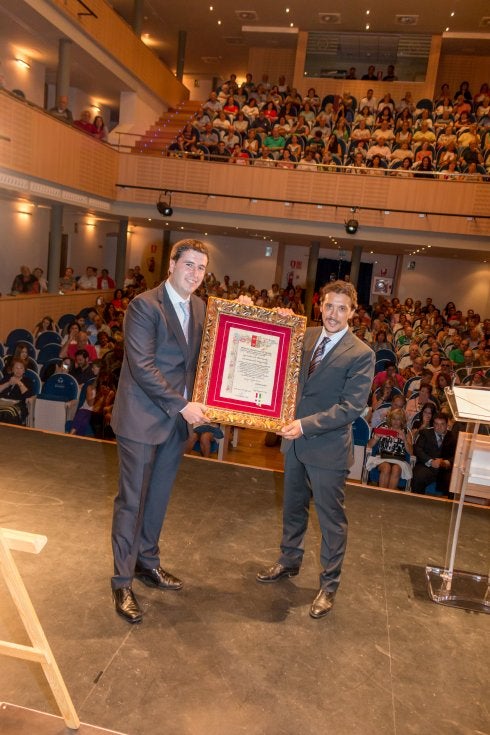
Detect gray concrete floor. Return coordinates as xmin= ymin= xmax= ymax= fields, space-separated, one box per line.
xmin=0 ymin=427 xmax=488 ymax=735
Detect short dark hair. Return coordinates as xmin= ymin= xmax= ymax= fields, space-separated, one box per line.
xmin=433 ymin=413 xmax=449 ymax=424
xmin=320 ymin=280 xmax=358 ymax=310
xmin=170 ymin=239 xmax=209 ymax=264
xmin=75 ymin=349 xmax=89 ymax=359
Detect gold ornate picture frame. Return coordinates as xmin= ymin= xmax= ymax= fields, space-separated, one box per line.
xmin=193 ymin=297 xmax=306 ymax=431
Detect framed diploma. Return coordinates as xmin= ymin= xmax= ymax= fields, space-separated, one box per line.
xmin=193 ymin=298 xmax=307 ymax=431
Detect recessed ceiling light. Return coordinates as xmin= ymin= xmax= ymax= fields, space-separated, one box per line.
xmin=366 ymin=9 xmax=370 ymax=14
xmin=365 ymin=23 xmax=370 ymax=30
xmin=218 ymin=19 xmax=222 ymax=25
xmin=286 ymin=7 xmax=290 ymax=12
xmin=445 ymin=26 xmax=450 ymax=31
xmin=209 ymin=5 xmax=213 ymax=10
xmin=290 ymin=22 xmax=294 ymax=26
xmin=450 ymin=11 xmax=455 ymax=16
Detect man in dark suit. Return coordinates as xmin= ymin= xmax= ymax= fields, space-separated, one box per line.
xmin=110 ymin=239 xmax=209 ymax=623
xmin=411 ymin=414 xmax=458 ymax=496
xmin=257 ymin=281 xmax=375 ymax=619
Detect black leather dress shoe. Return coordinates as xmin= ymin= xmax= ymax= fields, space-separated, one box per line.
xmin=113 ymin=587 xmax=142 ymax=623
xmin=256 ymin=562 xmax=300 ymax=583
xmin=309 ymin=589 xmax=335 ymax=619
xmin=134 ymin=565 xmax=183 ymax=591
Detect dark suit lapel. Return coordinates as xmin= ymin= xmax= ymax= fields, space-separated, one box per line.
xmin=160 ymin=283 xmax=189 ymax=358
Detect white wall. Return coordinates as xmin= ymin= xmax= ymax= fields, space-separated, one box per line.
xmin=61 ymin=211 xmax=118 ymax=280
xmin=108 ymin=91 xmax=165 ymax=146
xmin=126 ymin=227 xmax=279 ymax=289
xmin=0 ymin=46 xmax=45 ymax=107
xmin=0 ymin=199 xmax=50 ymax=294
xmin=398 ymin=255 xmax=490 ymax=317
xmin=182 ymin=75 xmax=214 ymax=103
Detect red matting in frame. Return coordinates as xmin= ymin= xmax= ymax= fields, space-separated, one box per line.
xmin=193 ymin=298 xmax=306 ymax=430
xmin=207 ymin=313 xmax=290 ymax=418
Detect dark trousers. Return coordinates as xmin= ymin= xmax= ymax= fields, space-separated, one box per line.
xmin=411 ymin=463 xmax=452 ymax=495
xmin=111 ymin=427 xmax=186 ymax=590
xmin=279 ymin=445 xmax=349 ymax=594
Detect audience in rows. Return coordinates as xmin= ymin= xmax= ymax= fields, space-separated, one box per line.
xmin=1 ymin=273 xmax=489 ymax=494
xmin=167 ymin=74 xmax=489 ymax=178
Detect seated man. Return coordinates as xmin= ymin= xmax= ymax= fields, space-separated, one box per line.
xmin=71 ymin=350 xmax=97 ymax=385
xmin=263 ymin=129 xmax=286 ymax=158
xmin=367 ymin=137 xmax=391 ymax=162
xmin=397 ymin=343 xmax=421 ymax=371
xmin=199 ymin=123 xmax=219 ymax=150
xmin=411 ymin=414 xmax=458 ymax=496
xmin=456 ymin=349 xmax=480 ymax=380
xmin=48 ymin=95 xmax=73 ymax=122
xmin=78 ymin=266 xmax=98 ymax=290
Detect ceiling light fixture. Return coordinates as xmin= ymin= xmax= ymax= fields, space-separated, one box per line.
xmin=345 ymin=219 xmax=359 ymax=234
xmin=15 ymin=58 xmax=30 ymax=69
xmin=157 ymin=191 xmax=173 ymax=217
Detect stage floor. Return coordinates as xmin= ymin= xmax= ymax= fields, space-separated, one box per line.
xmin=0 ymin=427 xmax=488 ymax=735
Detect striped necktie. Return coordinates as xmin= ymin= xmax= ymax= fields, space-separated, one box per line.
xmin=180 ymin=301 xmax=190 ymax=343
xmin=308 ymin=336 xmax=330 ymax=376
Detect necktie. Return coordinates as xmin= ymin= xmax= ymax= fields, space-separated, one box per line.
xmin=308 ymin=336 xmax=330 ymax=376
xmin=180 ymin=301 xmax=190 ymax=342
xmin=436 ymin=433 xmax=443 ymax=448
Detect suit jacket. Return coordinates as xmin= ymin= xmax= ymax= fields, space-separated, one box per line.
xmin=283 ymin=327 xmax=375 ymax=469
xmin=414 ymin=427 xmax=457 ymax=466
xmin=111 ymin=281 xmax=205 ymax=444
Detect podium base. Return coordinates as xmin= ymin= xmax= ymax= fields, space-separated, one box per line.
xmin=425 ymin=566 xmax=490 ymax=614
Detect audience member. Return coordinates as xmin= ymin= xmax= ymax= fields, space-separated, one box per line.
xmin=411 ymin=414 xmax=458 ymax=496
xmin=365 ymin=408 xmax=413 ymax=489
xmin=74 ymin=110 xmax=96 ymax=134
xmin=59 ymin=266 xmax=77 ymax=292
xmin=0 ymin=358 xmax=34 ymax=425
xmin=48 ymin=95 xmax=73 ymax=122
xmin=78 ymin=266 xmax=98 ymax=290
xmin=11 ymin=266 xmax=40 ymax=295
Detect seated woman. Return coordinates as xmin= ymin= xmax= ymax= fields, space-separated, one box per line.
xmin=34 ymin=315 xmax=55 ymax=337
xmin=414 ymin=156 xmax=435 ymax=178
xmin=0 ymin=358 xmax=34 ymax=425
xmin=372 ymin=326 xmax=392 ymax=348
xmin=406 ymin=383 xmax=437 ymax=423
xmin=365 ymin=408 xmax=413 ymax=489
xmin=371 ymin=378 xmax=399 ymax=410
xmin=223 ymin=96 xmax=239 ymax=119
xmin=4 ymin=342 xmax=37 ymax=374
xmin=411 ymin=402 xmax=437 ymax=443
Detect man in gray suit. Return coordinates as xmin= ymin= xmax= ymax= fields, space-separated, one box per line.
xmin=111 ymin=239 xmax=209 ymax=623
xmin=257 ymin=281 xmax=374 ymax=618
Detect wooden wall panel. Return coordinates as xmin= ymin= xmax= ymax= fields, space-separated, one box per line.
xmin=248 ymin=47 xmax=297 ymax=88
xmin=1 ymin=92 xmax=118 ymax=200
xmin=116 ymin=154 xmax=490 ymax=237
xmin=435 ymin=54 xmax=490 ymax=98
xmin=49 ymin=0 xmax=187 ymax=107
xmin=0 ymin=291 xmax=112 ymax=343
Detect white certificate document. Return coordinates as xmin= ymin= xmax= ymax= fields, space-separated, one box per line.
xmin=220 ymin=327 xmax=279 ymax=406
